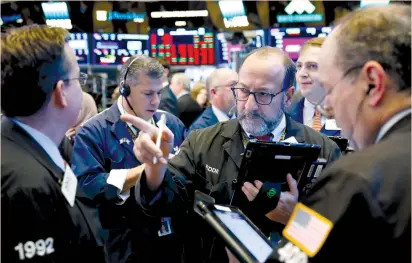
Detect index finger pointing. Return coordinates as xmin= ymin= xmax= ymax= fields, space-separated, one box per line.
xmin=121 ymin=114 xmax=158 ymax=136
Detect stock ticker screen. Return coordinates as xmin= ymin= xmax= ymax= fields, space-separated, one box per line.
xmin=216 ymin=30 xmax=266 ymax=65
xmin=269 ymin=27 xmax=331 ymax=61
xmin=92 ymin=33 xmax=149 ymax=65
xmin=150 ymin=28 xmax=215 ymax=65
xmin=68 ymin=33 xmax=90 ymax=65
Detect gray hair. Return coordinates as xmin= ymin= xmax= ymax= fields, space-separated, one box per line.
xmin=334 ymin=4 xmax=411 ymax=92
xmin=119 ymin=55 xmax=164 ymax=86
xmin=172 ymin=73 xmax=191 ymax=91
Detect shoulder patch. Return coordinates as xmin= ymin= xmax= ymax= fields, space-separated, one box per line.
xmin=283 ymin=203 xmax=333 ymax=257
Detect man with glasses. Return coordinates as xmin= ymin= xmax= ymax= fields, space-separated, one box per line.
xmin=1 ymin=25 xmax=104 ymax=262
xmin=188 ymin=68 xmax=238 ymax=134
xmin=123 ymin=47 xmax=341 ymax=261
xmin=267 ymin=4 xmax=411 ymax=263
xmin=71 ymin=55 xmax=186 ymax=263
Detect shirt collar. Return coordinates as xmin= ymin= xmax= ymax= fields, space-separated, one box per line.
xmin=375 ymin=108 xmax=412 ymax=143
xmin=10 ymin=118 xmax=65 ymax=171
xmin=304 ymin=98 xmax=316 ymax=109
xmin=176 ymin=91 xmax=189 ymax=100
xmin=211 ymin=105 xmax=230 ymax=122
xmin=117 ymin=97 xmax=154 ymax=135
xmin=244 ymin=113 xmax=286 ymax=142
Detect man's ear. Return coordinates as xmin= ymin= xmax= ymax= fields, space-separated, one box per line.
xmin=52 ymin=80 xmax=68 ymax=108
xmin=285 ymin=86 xmax=295 ymax=108
xmin=362 ymin=61 xmax=387 ymax=107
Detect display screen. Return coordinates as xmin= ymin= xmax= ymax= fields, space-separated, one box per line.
xmin=269 ymin=27 xmax=331 ymax=61
xmin=92 ymin=33 xmax=149 ymax=65
xmin=216 ymin=30 xmax=266 ymax=65
xmin=150 ymin=28 xmax=215 ymax=65
xmin=213 ymin=209 xmax=273 ymax=263
xmin=69 ymin=33 xmax=89 ymax=65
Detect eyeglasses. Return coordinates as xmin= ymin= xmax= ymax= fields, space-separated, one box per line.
xmin=231 ymin=83 xmax=283 ymax=105
xmin=63 ymin=72 xmax=88 ymax=86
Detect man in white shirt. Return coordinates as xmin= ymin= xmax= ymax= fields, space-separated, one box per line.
xmin=289 ymin=37 xmax=342 ymax=136
xmin=71 ymin=55 xmax=186 ymax=263
xmin=188 ymin=68 xmax=238 ymax=134
xmin=1 ymin=24 xmax=104 ymax=262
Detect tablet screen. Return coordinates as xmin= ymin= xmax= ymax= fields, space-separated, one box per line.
xmin=213 ymin=209 xmax=273 ymax=263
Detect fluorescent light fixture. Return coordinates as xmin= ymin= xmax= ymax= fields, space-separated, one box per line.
xmin=133 ymin=18 xmax=144 ymax=23
xmin=151 ymin=10 xmax=208 ymax=18
xmin=96 ymin=10 xmax=107 ymax=21
xmin=218 ymin=0 xmax=249 ymax=28
xmin=42 ymin=2 xmax=72 ymax=29
xmin=45 ymin=19 xmax=72 ymax=29
xmin=360 ymin=0 xmax=390 ymax=8
xmin=175 ymin=21 xmax=186 ymax=26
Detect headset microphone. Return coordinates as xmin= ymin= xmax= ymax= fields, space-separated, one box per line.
xmin=120 ymin=56 xmax=141 ymax=116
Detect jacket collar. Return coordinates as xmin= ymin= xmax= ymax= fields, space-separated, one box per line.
xmin=284 ymin=114 xmax=306 ymax=143
xmin=2 ymin=117 xmax=65 ymax=181
xmin=221 ymin=120 xmax=244 ymax=169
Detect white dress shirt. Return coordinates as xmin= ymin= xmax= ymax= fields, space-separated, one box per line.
xmin=11 ymin=118 xmax=66 ymax=171
xmin=212 ymin=105 xmax=233 ymax=122
xmin=176 ymin=91 xmax=190 ymax=100
xmin=375 ymin=108 xmax=411 ymax=143
xmin=303 ymin=99 xmax=326 ymax=128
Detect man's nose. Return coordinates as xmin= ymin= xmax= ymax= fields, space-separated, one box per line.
xmin=244 ymin=93 xmax=258 ymax=112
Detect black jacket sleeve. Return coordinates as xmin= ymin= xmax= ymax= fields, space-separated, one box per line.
xmin=135 ymin=130 xmax=201 ymax=218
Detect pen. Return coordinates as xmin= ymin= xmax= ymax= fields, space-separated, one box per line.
xmin=153 ymin=114 xmax=166 ymax=164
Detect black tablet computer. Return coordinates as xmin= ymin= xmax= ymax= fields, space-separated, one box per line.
xmin=195 ymin=200 xmax=276 ymax=263
xmin=232 ymin=141 xmax=322 ymax=206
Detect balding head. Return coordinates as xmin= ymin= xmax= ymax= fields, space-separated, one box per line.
xmin=206 ymin=68 xmax=238 ymax=114
xmin=236 ymin=47 xmax=296 ymax=136
xmin=318 ymin=3 xmax=411 ymax=150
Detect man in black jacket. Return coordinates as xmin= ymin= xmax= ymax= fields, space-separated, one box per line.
xmin=124 ymin=47 xmax=341 ymax=262
xmin=270 ymin=4 xmax=411 ymax=263
xmin=157 ymin=57 xmax=179 ymax=117
xmin=170 ymin=72 xmax=203 ymax=128
xmin=1 ymin=25 xmax=104 ymax=263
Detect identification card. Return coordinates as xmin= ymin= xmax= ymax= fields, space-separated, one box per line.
xmin=283 ymin=203 xmax=333 ymax=257
xmin=61 ymin=165 xmax=78 ymax=207
xmin=158 ymin=217 xmax=173 ymax=237
xmin=325 ymin=119 xmax=341 ymax=131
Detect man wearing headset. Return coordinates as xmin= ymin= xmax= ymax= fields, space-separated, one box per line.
xmin=72 ymin=55 xmax=186 ymax=263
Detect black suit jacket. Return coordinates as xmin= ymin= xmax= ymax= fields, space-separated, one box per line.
xmin=159 ymin=85 xmax=179 ymax=117
xmin=1 ymin=118 xmax=104 ymax=263
xmin=281 ymin=113 xmax=411 ymax=263
xmin=177 ymin=93 xmax=203 ymax=128
xmin=136 ymin=116 xmax=341 ymax=262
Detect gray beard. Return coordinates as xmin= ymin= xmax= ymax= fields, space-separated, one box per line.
xmin=239 ymin=110 xmax=284 ymax=137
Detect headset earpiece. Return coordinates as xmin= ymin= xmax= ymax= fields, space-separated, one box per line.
xmin=366 ymin=84 xmax=375 ymax=95
xmin=120 ymin=83 xmax=130 ymax=97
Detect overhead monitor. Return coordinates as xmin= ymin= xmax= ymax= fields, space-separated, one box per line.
xmin=269 ymin=27 xmax=331 ymax=61
xmin=68 ymin=33 xmax=90 ymax=65
xmin=216 ymin=30 xmax=266 ymax=65
xmin=149 ymin=28 xmax=215 ymax=66
xmin=91 ymin=33 xmax=149 ymax=65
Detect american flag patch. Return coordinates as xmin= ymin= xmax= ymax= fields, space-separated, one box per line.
xmin=282 ymin=203 xmax=333 ymax=257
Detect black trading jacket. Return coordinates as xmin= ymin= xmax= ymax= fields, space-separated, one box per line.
xmin=136 ymin=116 xmax=341 ymax=262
